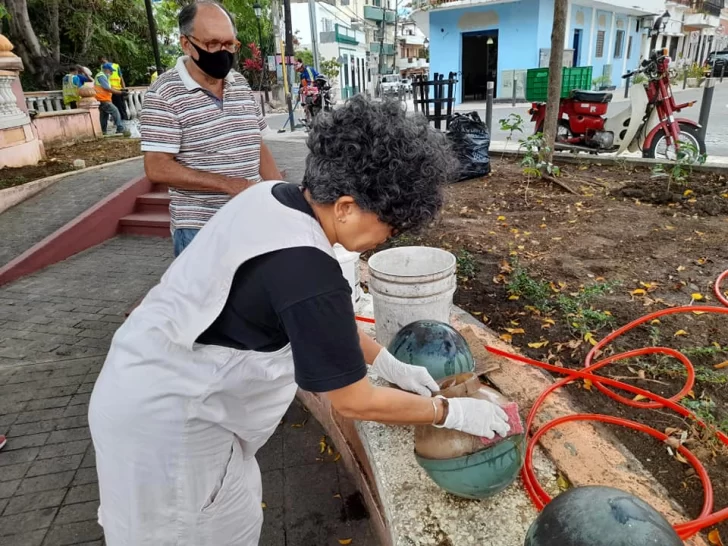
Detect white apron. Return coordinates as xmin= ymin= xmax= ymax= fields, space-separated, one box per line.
xmin=89 ymin=182 xmax=335 ymax=545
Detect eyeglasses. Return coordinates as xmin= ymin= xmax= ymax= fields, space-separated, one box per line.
xmin=186 ymin=35 xmax=241 ymax=53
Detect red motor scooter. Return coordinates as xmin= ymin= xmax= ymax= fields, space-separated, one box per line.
xmin=529 ymin=49 xmax=706 ymax=160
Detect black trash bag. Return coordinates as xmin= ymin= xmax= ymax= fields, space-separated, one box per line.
xmin=446 ymin=111 xmax=491 ymax=182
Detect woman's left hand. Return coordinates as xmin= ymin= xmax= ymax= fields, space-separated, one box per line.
xmin=371 ymin=349 xmax=439 ymax=397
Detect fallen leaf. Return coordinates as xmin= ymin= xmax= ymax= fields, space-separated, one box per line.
xmin=693 ymin=311 xmax=706 ymax=316
xmin=684 ymin=189 xmax=694 ymax=197
xmin=677 ymin=265 xmax=686 ymax=272
xmin=650 ymin=319 xmax=661 ymax=325
xmin=674 ymin=329 xmax=688 ymax=337
xmin=508 ymin=295 xmax=520 ymax=300
xmin=714 ymin=361 xmax=728 ymax=370
xmin=584 ymin=332 xmax=598 ymax=346
xmin=497 ymin=215 xmax=506 ymax=221
xmin=556 ymin=473 xmax=570 ymax=490
xmin=631 ymin=288 xmax=647 ymax=296
xmin=333 ymin=493 xmax=342 ymax=499
xmin=500 ymin=333 xmax=513 ymax=343
xmin=633 ymin=394 xmax=649 ymax=402
xmin=504 ymin=328 xmax=525 ymax=335
xmin=319 ymin=436 xmax=327 ymax=454
xmin=291 ymin=419 xmax=308 ymax=428
xmin=261 ymin=502 xmax=267 ymax=509
xmin=338 ymin=539 xmax=353 ymax=545
xmin=583 ymin=378 xmax=593 ymax=391
xmin=708 ymin=529 xmax=724 ymax=546
xmin=528 ymin=341 xmax=549 ymax=349
xmin=333 ymin=453 xmax=342 ymax=462
xmin=675 ymin=452 xmax=689 ymax=465
xmin=665 ymin=427 xmax=683 ymax=437
xmin=691 ymin=293 xmax=704 ymax=301
xmin=696 ymin=258 xmax=707 ymax=266
xmin=327 ymin=445 xmax=334 ymax=456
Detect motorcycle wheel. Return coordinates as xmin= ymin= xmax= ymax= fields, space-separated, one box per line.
xmin=644 ymin=123 xmax=706 ymax=161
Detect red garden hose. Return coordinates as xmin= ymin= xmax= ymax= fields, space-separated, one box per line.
xmin=357 ymin=271 xmax=728 ymax=540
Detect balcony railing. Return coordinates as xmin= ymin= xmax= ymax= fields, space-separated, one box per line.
xmin=370 ymin=43 xmax=396 ymax=55
xmin=670 ymin=0 xmax=724 ymax=16
xmin=24 ymin=88 xmax=147 ymax=119
xmin=364 ymin=5 xmax=396 ymax=22
xmin=411 ymin=0 xmax=519 ymax=11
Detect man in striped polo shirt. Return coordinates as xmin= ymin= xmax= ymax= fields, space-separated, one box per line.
xmin=140 ymin=0 xmax=282 ymax=256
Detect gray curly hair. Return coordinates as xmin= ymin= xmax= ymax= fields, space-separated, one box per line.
xmin=302 ymin=96 xmax=456 ymax=233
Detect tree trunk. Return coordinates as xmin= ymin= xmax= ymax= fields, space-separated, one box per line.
xmin=2 ymin=0 xmax=60 ymax=89
xmin=542 ymin=0 xmax=569 ymax=165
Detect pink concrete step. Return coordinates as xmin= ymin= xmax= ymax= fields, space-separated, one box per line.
xmin=136 ymin=192 xmax=171 ymax=214
xmin=119 ymin=211 xmax=170 ymax=237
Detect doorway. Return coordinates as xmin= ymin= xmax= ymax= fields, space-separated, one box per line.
xmin=572 ymin=29 xmax=583 ymax=66
xmin=461 ymin=30 xmax=499 ymax=101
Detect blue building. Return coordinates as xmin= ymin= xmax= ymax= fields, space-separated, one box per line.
xmin=411 ymin=0 xmax=667 ymax=104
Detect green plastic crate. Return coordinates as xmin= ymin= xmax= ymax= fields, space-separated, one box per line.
xmin=526 ymin=66 xmax=593 ymax=102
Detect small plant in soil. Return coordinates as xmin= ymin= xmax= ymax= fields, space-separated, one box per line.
xmin=506 ymin=262 xmax=617 ymax=335
xmin=520 ymin=133 xmax=561 ymax=176
xmin=651 ymin=140 xmax=707 ymax=191
xmin=499 ymin=113 xmax=524 ymax=153
xmin=681 ymin=395 xmax=728 ymax=437
xmin=455 ymin=249 xmax=478 ymax=280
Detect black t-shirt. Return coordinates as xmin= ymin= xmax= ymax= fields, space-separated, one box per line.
xmin=197 ymin=183 xmax=367 ymax=393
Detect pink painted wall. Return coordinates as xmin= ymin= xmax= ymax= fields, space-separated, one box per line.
xmin=32 ymin=110 xmax=100 ymax=146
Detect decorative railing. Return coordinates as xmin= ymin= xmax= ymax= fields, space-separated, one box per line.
xmin=24 ymin=87 xmax=148 ymax=119
xmin=670 ymin=0 xmax=725 ymax=16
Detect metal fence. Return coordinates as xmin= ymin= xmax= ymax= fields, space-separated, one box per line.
xmin=412 ymin=72 xmax=458 ymax=131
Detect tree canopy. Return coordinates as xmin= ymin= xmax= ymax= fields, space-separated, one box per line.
xmin=0 ymin=0 xmax=274 ymax=90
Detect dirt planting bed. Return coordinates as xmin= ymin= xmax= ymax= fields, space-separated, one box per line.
xmin=1 ymin=138 xmax=141 ymax=190
xmin=376 ymin=156 xmax=728 ymax=540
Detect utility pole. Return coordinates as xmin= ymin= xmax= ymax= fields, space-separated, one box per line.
xmin=378 ymin=8 xmax=386 ymax=86
xmin=143 ymin=0 xmax=162 ymax=74
xmin=283 ymin=0 xmax=296 ymax=131
xmin=392 ymin=2 xmax=398 ymax=73
xmin=308 ymin=0 xmax=321 ymax=70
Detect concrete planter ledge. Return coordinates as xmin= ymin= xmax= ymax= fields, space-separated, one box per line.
xmin=296 ymin=261 xmax=707 ymax=546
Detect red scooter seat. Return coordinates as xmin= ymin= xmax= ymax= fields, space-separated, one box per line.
xmin=570 ymin=90 xmax=613 ymax=103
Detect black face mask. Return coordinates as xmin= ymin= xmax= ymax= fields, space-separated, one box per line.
xmin=188 ymin=40 xmax=234 ymax=80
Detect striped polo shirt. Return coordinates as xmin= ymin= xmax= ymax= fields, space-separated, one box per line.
xmin=140 ymin=56 xmax=267 ymax=231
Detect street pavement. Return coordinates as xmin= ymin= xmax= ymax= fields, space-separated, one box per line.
xmin=0 ymin=145 xmax=376 ymax=546
xmin=266 ymin=81 xmax=728 ymax=157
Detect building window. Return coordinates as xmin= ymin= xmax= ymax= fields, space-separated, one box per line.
xmin=340 ymin=0 xmax=350 ymax=4
xmin=596 ymin=31 xmax=605 ymax=58
xmin=627 ymin=35 xmax=633 ymax=59
xmin=614 ymin=30 xmax=625 ymax=58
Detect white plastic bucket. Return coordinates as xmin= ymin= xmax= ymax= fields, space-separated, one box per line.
xmin=367 ymin=246 xmax=457 ymax=348
xmin=333 ymin=244 xmax=361 ymax=307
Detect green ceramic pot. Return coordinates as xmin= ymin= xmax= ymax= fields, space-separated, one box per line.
xmin=388 ymin=320 xmax=475 ymax=380
xmin=415 ymin=433 xmax=526 ymax=500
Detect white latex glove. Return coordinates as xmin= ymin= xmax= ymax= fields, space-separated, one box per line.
xmin=439 ymin=396 xmax=511 ymax=440
xmin=371 ymin=349 xmax=439 ymax=397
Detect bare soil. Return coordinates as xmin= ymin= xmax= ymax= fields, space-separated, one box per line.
xmin=378 ymin=157 xmax=728 ymax=539
xmin=0 ymin=138 xmax=141 ymax=190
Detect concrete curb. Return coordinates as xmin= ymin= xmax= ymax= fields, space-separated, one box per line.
xmin=0 ymin=155 xmax=143 ymax=215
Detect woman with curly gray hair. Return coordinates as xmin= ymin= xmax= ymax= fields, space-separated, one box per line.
xmin=89 ymin=96 xmax=510 ymax=545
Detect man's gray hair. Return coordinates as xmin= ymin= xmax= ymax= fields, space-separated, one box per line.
xmin=178 ymin=0 xmax=236 ymax=36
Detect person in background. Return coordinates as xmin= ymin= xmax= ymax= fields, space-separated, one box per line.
xmin=295 ymin=58 xmax=319 ymax=93
xmin=148 ymin=65 xmax=158 ymax=84
xmin=95 ymin=63 xmax=125 ymax=135
xmin=62 ymin=65 xmax=91 ymax=109
xmin=140 ymin=0 xmax=283 ymax=257
xmin=99 ymin=56 xmax=127 ymax=120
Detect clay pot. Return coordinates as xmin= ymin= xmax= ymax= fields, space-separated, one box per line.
xmin=414 ymin=372 xmax=509 ymax=460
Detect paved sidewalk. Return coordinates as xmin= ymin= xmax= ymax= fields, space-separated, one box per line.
xmin=0 ymin=159 xmax=144 ymax=269
xmin=0 ymin=234 xmax=375 ymax=545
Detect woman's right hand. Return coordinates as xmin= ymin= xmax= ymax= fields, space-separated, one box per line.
xmin=440 ymin=397 xmax=511 ymax=440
